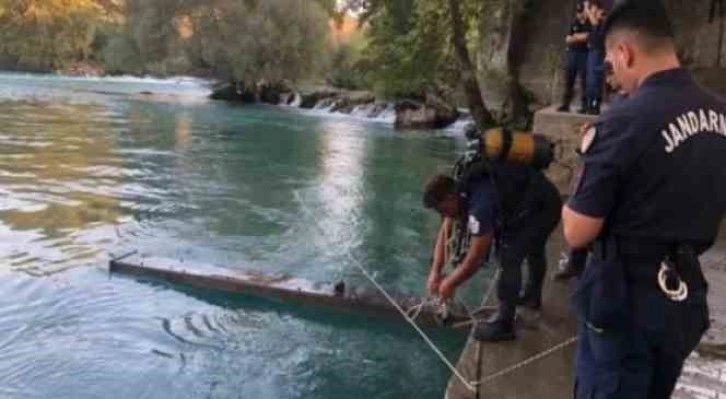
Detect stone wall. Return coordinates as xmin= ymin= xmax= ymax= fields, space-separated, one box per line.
xmin=478 ymin=0 xmax=726 ymax=108
xmin=534 ymin=108 xmax=598 ymax=195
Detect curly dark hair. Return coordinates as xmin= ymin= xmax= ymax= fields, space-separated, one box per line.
xmin=423 ymin=174 xmax=456 ymax=209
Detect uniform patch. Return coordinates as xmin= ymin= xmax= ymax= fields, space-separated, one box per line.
xmin=468 ymin=215 xmax=480 ymax=235
xmin=580 ymin=126 xmax=597 ymax=154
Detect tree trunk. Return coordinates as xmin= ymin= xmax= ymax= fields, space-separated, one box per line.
xmin=475 ymin=0 xmax=531 ymax=127
xmin=448 ymin=0 xmax=497 ymax=129
xmin=503 ymin=0 xmax=530 ymax=127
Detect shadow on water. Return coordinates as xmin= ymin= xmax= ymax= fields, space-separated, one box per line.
xmin=118 ymin=272 xmax=468 ymax=352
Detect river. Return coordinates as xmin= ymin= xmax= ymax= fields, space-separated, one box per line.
xmin=0 ymin=73 xmax=490 ymax=398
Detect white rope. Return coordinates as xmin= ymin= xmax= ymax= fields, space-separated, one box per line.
xmin=349 ymin=253 xmax=577 ymax=392
xmin=346 ymin=253 xmax=479 ymax=393
xmin=406 ymin=297 xmax=438 ymax=321
xmin=294 ymin=190 xmax=576 ymax=392
xmin=472 ymin=335 xmax=578 ymax=386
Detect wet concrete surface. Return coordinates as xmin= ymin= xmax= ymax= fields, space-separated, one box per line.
xmin=674 ymin=353 xmax=726 ymax=399
xmin=446 ymin=222 xmax=726 ymax=399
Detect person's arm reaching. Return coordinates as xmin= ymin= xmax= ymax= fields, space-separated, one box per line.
xmin=427 ymin=217 xmax=453 ymax=295
xmin=439 ymin=234 xmax=492 ymax=299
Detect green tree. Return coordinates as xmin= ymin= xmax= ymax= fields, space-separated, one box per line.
xmin=348 ymin=0 xmax=526 ymax=126
xmin=0 ymin=0 xmax=110 ymax=71
xmin=119 ymin=0 xmax=331 ymax=82
xmin=186 ymin=0 xmax=330 ymax=83
xmin=351 ymin=0 xmax=451 ymax=99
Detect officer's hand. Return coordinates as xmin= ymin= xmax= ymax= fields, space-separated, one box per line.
xmin=438 ymin=278 xmax=457 ymax=300
xmin=427 ymin=272 xmax=443 ymax=295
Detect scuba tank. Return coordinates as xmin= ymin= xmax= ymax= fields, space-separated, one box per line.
xmin=446 ymin=124 xmax=555 ymax=265
xmin=464 ymin=124 xmax=555 ymax=170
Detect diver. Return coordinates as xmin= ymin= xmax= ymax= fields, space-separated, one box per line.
xmin=423 ymin=127 xmax=562 ymax=342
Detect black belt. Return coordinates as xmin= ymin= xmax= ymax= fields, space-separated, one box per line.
xmin=591 ymin=236 xmax=669 ymax=263
xmin=592 ymin=236 xmax=709 ymax=300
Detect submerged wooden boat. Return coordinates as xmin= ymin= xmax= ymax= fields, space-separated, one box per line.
xmin=109 ymin=256 xmax=472 ymax=328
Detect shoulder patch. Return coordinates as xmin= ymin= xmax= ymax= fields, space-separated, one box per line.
xmin=580 ymin=126 xmax=597 ymax=154
xmin=468 ymin=215 xmax=480 ymax=235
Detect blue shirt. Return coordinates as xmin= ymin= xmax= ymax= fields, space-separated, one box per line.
xmin=465 ymin=177 xmax=498 ymax=237
xmin=569 ymin=68 xmax=726 ymax=242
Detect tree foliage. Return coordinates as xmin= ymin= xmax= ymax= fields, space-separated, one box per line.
xmin=343 ymin=0 xmax=484 ymax=101
xmin=0 ymin=0 xmax=332 ymax=82
xmin=184 ymin=0 xmax=330 ymax=83
xmin=0 ymin=0 xmax=109 ymax=71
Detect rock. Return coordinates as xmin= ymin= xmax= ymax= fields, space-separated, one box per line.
xmin=329 ymin=91 xmax=375 ymax=114
xmin=367 ymin=102 xmax=389 ymax=118
xmin=300 ymin=90 xmax=340 ymax=109
xmin=210 ymin=80 xmax=297 ymax=105
xmin=330 ymin=97 xmax=353 ymax=113
xmin=279 ymin=92 xmax=299 ymax=105
xmin=258 ymin=81 xmax=296 ymax=105
xmin=316 ymin=97 xmax=336 ymax=109
xmin=394 ymin=96 xmax=460 ymax=129
xmin=209 ymin=82 xmax=256 ymax=103
xmin=257 ymin=82 xmax=280 ymax=104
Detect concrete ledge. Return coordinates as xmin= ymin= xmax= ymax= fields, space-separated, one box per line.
xmin=533 ymin=106 xmax=599 ymax=196
xmin=445 ymin=222 xmax=726 ymax=398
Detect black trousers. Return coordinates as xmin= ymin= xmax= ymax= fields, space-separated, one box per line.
xmin=569 ymin=248 xmax=589 ymax=272
xmin=562 ymin=51 xmax=588 ymax=108
xmin=496 ymin=176 xmax=562 ymax=314
xmin=575 ymin=263 xmax=709 ymax=398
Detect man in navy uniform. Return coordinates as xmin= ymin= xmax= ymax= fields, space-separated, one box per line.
xmin=584 ymin=1 xmax=608 ymax=115
xmin=562 ymin=2 xmax=726 ymax=398
xmin=423 ymin=162 xmax=561 ymax=341
xmin=558 ymin=2 xmax=591 ymax=113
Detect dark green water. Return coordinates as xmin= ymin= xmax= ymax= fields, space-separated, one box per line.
xmin=0 ymin=74 xmax=489 ymax=398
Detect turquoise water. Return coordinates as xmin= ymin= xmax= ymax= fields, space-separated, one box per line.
xmin=0 ymin=73 xmax=488 ymax=398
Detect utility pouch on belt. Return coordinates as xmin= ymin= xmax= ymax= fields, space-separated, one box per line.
xmin=572 ymin=239 xmax=631 ymax=333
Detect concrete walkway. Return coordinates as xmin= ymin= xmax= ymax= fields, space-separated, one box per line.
xmin=445 ymin=223 xmax=726 ymax=399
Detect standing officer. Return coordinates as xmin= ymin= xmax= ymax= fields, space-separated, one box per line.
xmin=556 ymin=65 xmax=628 ymax=282
xmin=584 ymin=1 xmax=607 ymax=115
xmin=423 ymin=161 xmax=561 ymax=342
xmin=558 ymin=2 xmax=591 ymax=113
xmin=562 ymin=2 xmax=726 ymax=398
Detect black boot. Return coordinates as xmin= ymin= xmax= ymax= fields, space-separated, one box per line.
xmin=588 ymin=99 xmax=601 ymax=115
xmin=473 ymin=303 xmax=516 ymax=342
xmin=577 ymin=99 xmax=588 ymax=114
xmin=473 ymin=319 xmax=515 ymax=342
xmin=518 ymin=291 xmax=542 ymax=310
